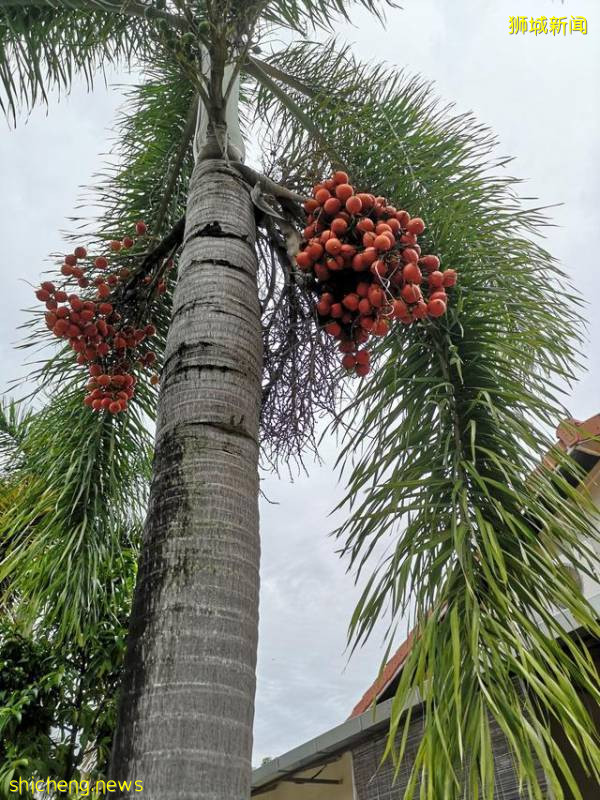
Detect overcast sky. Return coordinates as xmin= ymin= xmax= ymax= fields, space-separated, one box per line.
xmin=0 ymin=0 xmax=598 ymax=767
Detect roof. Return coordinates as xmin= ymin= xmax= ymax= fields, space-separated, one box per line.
xmin=556 ymin=414 xmax=600 ymax=450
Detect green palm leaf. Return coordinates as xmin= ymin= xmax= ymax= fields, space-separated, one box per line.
xmin=250 ymin=40 xmax=600 ymax=799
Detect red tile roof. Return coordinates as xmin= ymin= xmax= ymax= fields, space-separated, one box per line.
xmin=350 ymin=413 xmax=600 ymax=719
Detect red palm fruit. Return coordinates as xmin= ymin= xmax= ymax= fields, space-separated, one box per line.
xmin=321 ymin=292 xmax=334 ymax=305
xmin=36 ymin=289 xmax=50 ymax=302
xmin=56 ymin=306 xmax=69 ymax=319
xmin=403 ymin=263 xmax=422 ymax=284
xmin=67 ymin=324 xmax=80 ymax=338
xmin=74 ymin=246 xmax=87 ymax=259
xmin=356 ymin=218 xmax=375 ymax=234
xmin=341 ymin=354 xmax=356 ymax=370
xmin=355 ymin=349 xmax=370 ymax=365
xmin=41 ymin=281 xmax=55 ymax=294
xmin=97 ymin=342 xmax=110 ymax=356
xmin=330 ymin=217 xmax=348 ymax=236
xmin=134 ymin=329 xmax=146 ymax=342
xmin=402 ymin=284 xmax=422 ymax=304
xmin=323 ymin=178 xmax=336 ymax=191
xmin=356 ymin=281 xmax=370 ymax=298
xmin=428 ymin=270 xmax=444 ymax=288
xmin=78 ymin=279 xmax=90 ymax=288
xmin=61 ymin=265 xmax=73 ymax=276
xmin=83 ymin=324 xmax=98 ymax=338
xmin=314 ymin=263 xmax=330 ymax=281
xmin=304 ymin=198 xmax=319 ymax=213
xmin=392 ymin=299 xmax=408 ymax=318
xmin=123 ymin=236 xmax=134 ymax=249
xmin=124 ymin=374 xmax=135 ymax=386
xmin=355 ymin=330 xmax=369 ymax=345
xmin=402 ymin=248 xmax=419 ymax=263
xmin=150 ymin=373 xmax=160 ymax=386
xmin=136 ymin=220 xmax=147 ymax=235
xmin=330 ymin=303 xmax=343 ymax=318
xmin=345 ymin=195 xmax=362 ymax=215
xmin=358 ymin=298 xmax=372 ymax=315
xmin=442 ymin=269 xmax=457 ymax=287
xmin=69 ymin=295 xmax=84 ymax=311
xmin=373 ymin=318 xmax=389 ymax=336
xmin=326 ymin=258 xmax=342 ymax=272
xmin=100 ymin=397 xmax=111 ymax=410
xmin=374 ymin=234 xmax=392 ymax=252
xmin=428 ymin=298 xmax=447 ymax=318
xmin=316 ymin=299 xmax=331 ymax=316
xmin=375 ymin=222 xmax=392 ymax=235
xmin=335 ymin=183 xmax=354 ymax=203
xmin=395 ymin=210 xmax=410 ymax=227
xmin=53 ymin=320 xmax=69 ymax=337
xmin=387 ymin=218 xmax=401 ymax=234
xmin=315 ymin=188 xmax=331 ymax=205
xmin=360 ymin=316 xmax=374 ymax=331
xmin=83 ymin=395 xmax=95 ymax=407
xmin=72 ymin=339 xmax=86 ymax=352
xmin=362 ymin=247 xmax=378 ymax=266
xmin=145 ymin=324 xmax=156 ymax=336
xmin=341 ymin=312 xmax=352 ymax=324
xmin=413 ymin=301 xmax=428 ymax=319
xmin=295 ymin=251 xmax=312 ymax=270
xmin=52 ymin=291 xmax=66 ymax=303
xmin=112 ymin=375 xmax=126 ymax=387
xmin=357 ymin=193 xmax=375 ymax=209
xmin=307 ymin=242 xmax=324 ymax=261
xmin=323 ymin=197 xmax=342 ymax=215
xmin=319 ymin=229 xmax=333 ymax=243
xmin=325 ymin=321 xmax=342 ymax=338
xmin=414 ymin=245 xmax=422 ymax=255
xmin=91 ymin=399 xmax=103 ymax=411
xmin=355 ymin=363 xmax=370 ymax=377
xmin=371 ymin=260 xmax=388 ymax=278
xmin=400 ymin=233 xmax=417 ymax=245
xmin=312 ymin=182 xmax=325 ymax=195
xmin=84 ymin=345 xmax=97 ymax=360
xmin=342 ymin=293 xmax=360 ymax=311
xmin=368 ymin=286 xmax=384 ymax=308
xmin=107 ymin=275 xmax=118 ymax=287
xmin=332 ymin=170 xmax=349 ymax=185
xmin=420 ymin=254 xmax=440 ymax=272
xmin=406 ymin=217 xmax=425 ymax=235
xmin=114 ymin=337 xmax=127 ymax=349
xmin=352 ymin=253 xmax=367 ymax=271
xmin=46 ymin=299 xmax=58 ymax=310
xmin=98 ymin=303 xmax=113 ymax=315
xmin=110 ymin=240 xmax=122 ymax=252
xmin=65 ymin=254 xmax=78 ymax=266
xmin=90 ymin=364 xmax=103 ymax=377
xmin=340 ymin=243 xmax=356 ymax=260
xmin=79 ymin=310 xmax=94 ymax=324
xmin=325 ymin=238 xmax=342 ymax=255
xmin=430 ymin=291 xmax=448 ymax=303
xmin=95 ymin=256 xmax=108 ymax=269
xmin=45 ymin=312 xmax=57 ymax=329
xmin=339 ymin=341 xmax=355 ymax=353
xmin=82 ymin=300 xmax=96 ymax=312
xmin=303 ymin=225 xmax=316 ymax=240
xmin=362 ymin=231 xmax=376 ymax=248
xmin=71 ymin=267 xmax=85 ymax=279
xmin=97 ymin=283 xmax=111 ymax=299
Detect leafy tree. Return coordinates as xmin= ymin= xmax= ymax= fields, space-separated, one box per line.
xmin=1 ymin=3 xmax=599 ymax=800
xmin=0 ymin=403 xmax=135 ymax=795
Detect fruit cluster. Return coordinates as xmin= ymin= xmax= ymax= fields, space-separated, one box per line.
xmin=34 ymin=221 xmax=166 ymax=413
xmin=297 ymin=172 xmax=458 ymax=376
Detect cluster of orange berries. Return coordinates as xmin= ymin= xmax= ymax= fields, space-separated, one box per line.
xmin=297 ymin=172 xmax=458 ymax=375
xmin=34 ymin=221 xmax=163 ymax=414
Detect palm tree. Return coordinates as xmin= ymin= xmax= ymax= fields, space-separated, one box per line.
xmin=1 ymin=2 xmax=600 ymax=799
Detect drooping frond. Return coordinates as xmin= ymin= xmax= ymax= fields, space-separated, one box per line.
xmin=0 ymin=387 xmax=150 ymax=639
xmin=249 ymin=40 xmax=600 ymax=799
xmin=0 ymin=0 xmax=187 ymax=122
xmin=258 ymin=0 xmax=398 ymax=33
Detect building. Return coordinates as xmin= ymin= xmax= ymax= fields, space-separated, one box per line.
xmin=251 ymin=415 xmax=600 ymax=799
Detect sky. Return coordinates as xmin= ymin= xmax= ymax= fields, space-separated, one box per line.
xmin=1 ymin=0 xmax=599 ymax=768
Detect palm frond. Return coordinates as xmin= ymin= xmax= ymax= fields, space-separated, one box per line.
xmin=249 ymin=40 xmax=600 ymax=799
xmin=0 ymin=0 xmax=185 ymax=121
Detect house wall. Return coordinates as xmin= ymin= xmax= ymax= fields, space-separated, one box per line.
xmin=579 ymin=461 xmax=600 ymax=601
xmin=253 ymin=751 xmax=355 ymax=800
xmin=351 ymin=710 xmax=548 ymax=800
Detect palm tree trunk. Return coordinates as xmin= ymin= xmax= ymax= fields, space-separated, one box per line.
xmin=109 ymin=157 xmax=262 ymax=799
